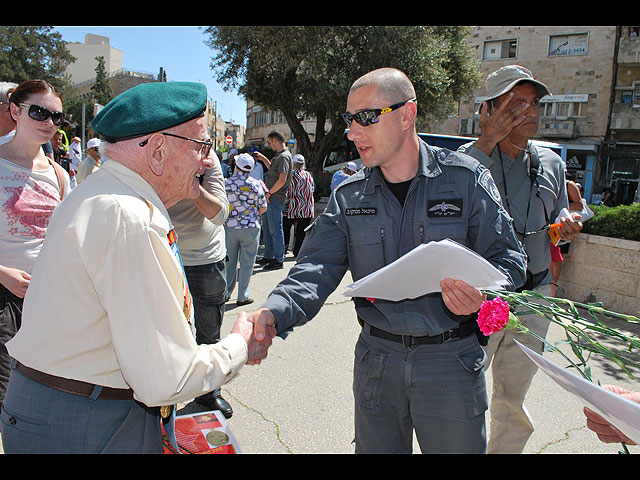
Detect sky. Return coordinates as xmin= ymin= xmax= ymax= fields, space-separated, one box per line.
xmin=53 ymin=26 xmax=247 ymax=127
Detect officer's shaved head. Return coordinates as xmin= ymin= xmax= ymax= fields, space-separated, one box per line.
xmin=350 ymin=68 xmax=416 ymax=105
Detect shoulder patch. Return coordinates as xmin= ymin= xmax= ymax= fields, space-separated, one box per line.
xmin=476 ymin=165 xmax=503 ymax=206
xmin=436 ymin=148 xmax=480 ymax=172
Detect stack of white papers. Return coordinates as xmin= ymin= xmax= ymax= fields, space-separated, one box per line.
xmin=343 ymin=238 xmax=509 ymax=301
xmin=516 ymin=340 xmax=640 ymax=445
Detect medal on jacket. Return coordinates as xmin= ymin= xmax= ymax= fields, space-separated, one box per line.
xmin=167 ymin=229 xmax=196 ymax=337
xmin=163 ymin=229 xmax=196 ymax=454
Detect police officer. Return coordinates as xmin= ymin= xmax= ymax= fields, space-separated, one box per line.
xmin=458 ymin=65 xmax=583 ymax=453
xmin=245 ymin=68 xmax=526 ymax=453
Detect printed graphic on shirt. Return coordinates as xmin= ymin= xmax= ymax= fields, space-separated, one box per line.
xmin=427 ymin=199 xmax=463 ymax=217
xmin=1 ymin=171 xmax=60 ymax=239
xmin=225 ymin=173 xmax=267 ymax=229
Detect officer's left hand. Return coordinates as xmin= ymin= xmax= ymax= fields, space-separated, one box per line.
xmin=440 ymin=278 xmax=486 ymax=316
xmin=559 ymin=212 xmax=583 ymax=242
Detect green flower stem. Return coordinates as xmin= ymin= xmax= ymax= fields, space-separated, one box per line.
xmin=482 ymin=289 xmax=640 ymax=380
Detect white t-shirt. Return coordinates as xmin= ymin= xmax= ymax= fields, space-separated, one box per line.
xmin=0 ymin=156 xmax=70 ymax=274
xmin=0 ymin=130 xmax=15 ymax=146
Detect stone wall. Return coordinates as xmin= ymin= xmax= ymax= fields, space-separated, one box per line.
xmin=558 ymin=233 xmax=640 ymax=316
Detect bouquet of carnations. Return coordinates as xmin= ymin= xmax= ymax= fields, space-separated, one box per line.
xmin=478 ymin=289 xmax=640 ymax=383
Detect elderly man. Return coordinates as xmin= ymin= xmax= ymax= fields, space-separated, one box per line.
xmin=0 ymin=82 xmax=17 ymax=145
xmin=458 ymin=65 xmax=583 ymax=453
xmin=1 ymin=82 xmax=273 ymax=453
xmin=247 ymin=68 xmax=526 ymax=453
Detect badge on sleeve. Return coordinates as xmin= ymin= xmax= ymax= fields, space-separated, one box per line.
xmin=477 ymin=166 xmax=503 ymax=207
xmin=427 ymin=199 xmax=463 ymax=217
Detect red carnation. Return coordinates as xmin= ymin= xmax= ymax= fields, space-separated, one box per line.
xmin=477 ymin=297 xmax=512 ymax=336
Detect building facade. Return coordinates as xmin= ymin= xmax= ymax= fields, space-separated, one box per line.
xmin=432 ymin=26 xmax=640 ymax=204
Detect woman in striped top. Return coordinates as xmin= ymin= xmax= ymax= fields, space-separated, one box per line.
xmin=284 ymin=154 xmax=314 ymax=257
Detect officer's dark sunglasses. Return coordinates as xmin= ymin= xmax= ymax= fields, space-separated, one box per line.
xmin=342 ymin=98 xmax=416 ymax=127
xmin=18 ymin=103 xmax=65 ymax=126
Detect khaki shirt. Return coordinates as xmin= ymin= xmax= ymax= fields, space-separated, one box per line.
xmin=7 ymin=159 xmax=247 ymax=407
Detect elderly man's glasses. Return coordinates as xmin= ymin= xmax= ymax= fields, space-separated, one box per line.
xmin=18 ymin=103 xmax=65 ymax=126
xmin=342 ymin=98 xmax=416 ymax=127
xmin=139 ymin=132 xmax=213 ymax=158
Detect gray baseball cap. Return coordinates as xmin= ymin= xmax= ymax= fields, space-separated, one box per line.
xmin=483 ymin=65 xmax=551 ymax=104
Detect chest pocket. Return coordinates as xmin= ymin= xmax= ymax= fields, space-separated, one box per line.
xmin=421 ymin=221 xmax=468 ymax=244
xmin=347 ymin=223 xmax=389 ymax=280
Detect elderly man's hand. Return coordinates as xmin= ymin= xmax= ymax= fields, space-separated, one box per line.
xmin=440 ymin=278 xmax=486 ymax=316
xmin=231 ymin=310 xmax=277 ymax=365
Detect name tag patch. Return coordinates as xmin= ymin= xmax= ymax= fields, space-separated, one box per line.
xmin=346 ymin=207 xmax=377 ymax=216
xmin=427 ymin=199 xmax=463 ymax=217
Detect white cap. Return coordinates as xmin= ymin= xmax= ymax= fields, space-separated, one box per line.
xmin=87 ymin=138 xmax=101 ymax=149
xmin=293 ymin=154 xmax=305 ymax=164
xmin=346 ymin=161 xmax=358 ymax=172
xmin=235 ymin=153 xmax=255 ymax=172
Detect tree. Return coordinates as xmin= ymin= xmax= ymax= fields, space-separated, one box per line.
xmin=91 ymin=56 xmax=112 ymax=105
xmin=203 ymin=26 xmax=482 ymax=175
xmin=0 ymin=26 xmax=75 ymax=92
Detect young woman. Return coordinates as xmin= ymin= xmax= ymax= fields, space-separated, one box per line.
xmin=0 ymin=80 xmax=70 ymax=409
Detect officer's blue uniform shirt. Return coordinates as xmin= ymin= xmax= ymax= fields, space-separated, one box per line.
xmin=263 ymin=138 xmax=527 ymax=338
xmin=459 ymin=141 xmax=569 ymax=282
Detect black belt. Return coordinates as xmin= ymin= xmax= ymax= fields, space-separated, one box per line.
xmin=16 ymin=362 xmax=134 ymax=401
xmin=358 ymin=318 xmax=475 ymax=347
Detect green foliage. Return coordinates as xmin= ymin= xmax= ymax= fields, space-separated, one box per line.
xmin=0 ymin=26 xmax=75 ymax=91
xmin=582 ymin=203 xmax=640 ymax=241
xmin=202 ymin=26 xmax=482 ymax=176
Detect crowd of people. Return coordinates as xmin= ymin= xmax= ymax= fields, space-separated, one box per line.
xmin=0 ymin=67 xmax=634 ymax=454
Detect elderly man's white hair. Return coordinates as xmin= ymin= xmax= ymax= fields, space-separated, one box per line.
xmin=0 ymin=82 xmax=18 ymax=103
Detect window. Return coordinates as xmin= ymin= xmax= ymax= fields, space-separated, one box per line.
xmin=483 ymin=39 xmax=517 ymax=60
xmin=540 ymin=94 xmax=588 ymax=119
xmin=548 ymin=33 xmax=589 ymax=56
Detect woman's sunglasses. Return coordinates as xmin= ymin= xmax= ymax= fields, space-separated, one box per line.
xmin=18 ymin=103 xmax=65 ymax=126
xmin=342 ymin=98 xmax=416 ymax=127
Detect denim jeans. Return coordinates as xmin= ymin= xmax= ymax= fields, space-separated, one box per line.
xmin=262 ymin=197 xmax=286 ymax=263
xmin=184 ymin=260 xmax=227 ymax=345
xmin=225 ymin=227 xmax=260 ymax=302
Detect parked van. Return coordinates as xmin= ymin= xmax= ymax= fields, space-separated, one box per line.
xmin=322 ymin=131 xmax=566 ymax=172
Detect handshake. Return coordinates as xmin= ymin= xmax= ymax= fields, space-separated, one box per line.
xmin=230 ymin=308 xmax=278 ymax=365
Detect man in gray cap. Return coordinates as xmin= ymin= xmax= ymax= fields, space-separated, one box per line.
xmin=458 ymin=65 xmax=583 ymax=453
xmin=2 ymin=82 xmax=274 ymax=453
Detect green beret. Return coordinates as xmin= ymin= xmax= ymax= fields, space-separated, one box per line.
xmin=92 ymin=81 xmax=207 ymax=142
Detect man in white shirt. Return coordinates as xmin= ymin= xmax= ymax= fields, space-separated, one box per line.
xmin=1 ymin=81 xmax=275 ymax=453
xmin=76 ymin=137 xmax=102 ymax=183
xmin=0 ymin=82 xmax=17 ymax=145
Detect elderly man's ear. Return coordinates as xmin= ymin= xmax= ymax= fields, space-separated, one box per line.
xmin=145 ymin=133 xmax=167 ymax=176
